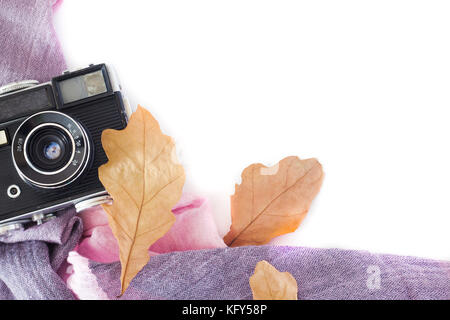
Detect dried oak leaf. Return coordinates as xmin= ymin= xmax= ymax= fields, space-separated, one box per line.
xmin=99 ymin=106 xmax=185 ymax=295
xmin=250 ymin=260 xmax=298 ymax=300
xmin=224 ymin=156 xmax=323 ymax=247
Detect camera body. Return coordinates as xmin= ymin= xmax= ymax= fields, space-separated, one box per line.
xmin=0 ymin=64 xmax=129 ymax=233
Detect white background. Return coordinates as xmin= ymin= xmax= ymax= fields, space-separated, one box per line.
xmin=54 ymin=0 xmax=450 ymax=260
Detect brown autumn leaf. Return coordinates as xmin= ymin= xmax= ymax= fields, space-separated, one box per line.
xmin=250 ymin=260 xmax=298 ymax=300
xmin=99 ymin=105 xmax=185 ymax=295
xmin=224 ymin=156 xmax=323 ymax=247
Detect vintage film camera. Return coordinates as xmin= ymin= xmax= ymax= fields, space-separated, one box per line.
xmin=0 ymin=64 xmax=131 ymax=235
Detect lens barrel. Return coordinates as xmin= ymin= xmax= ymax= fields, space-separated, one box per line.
xmin=12 ymin=111 xmax=91 ymax=189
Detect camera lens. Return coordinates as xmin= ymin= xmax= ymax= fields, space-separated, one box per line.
xmin=27 ymin=126 xmax=73 ymax=173
xmin=12 ymin=111 xmax=91 ymax=189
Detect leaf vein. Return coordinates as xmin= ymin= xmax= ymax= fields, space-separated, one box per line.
xmin=142 ymin=174 xmax=184 ymax=208
xmin=229 ymin=161 xmax=320 ymax=246
xmin=136 ymin=220 xmax=174 ymax=238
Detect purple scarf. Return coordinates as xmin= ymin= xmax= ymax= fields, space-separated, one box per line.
xmin=0 ymin=0 xmax=66 ymax=86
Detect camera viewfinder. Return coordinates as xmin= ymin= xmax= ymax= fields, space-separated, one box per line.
xmin=58 ymin=70 xmax=107 ymax=104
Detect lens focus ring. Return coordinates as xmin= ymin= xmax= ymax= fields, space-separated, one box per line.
xmin=12 ymin=111 xmax=91 ymax=189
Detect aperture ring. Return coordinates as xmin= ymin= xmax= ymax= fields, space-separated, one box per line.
xmin=12 ymin=111 xmax=91 ymax=189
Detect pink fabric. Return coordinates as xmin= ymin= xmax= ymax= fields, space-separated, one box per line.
xmin=52 ymin=0 xmax=63 ymax=11
xmin=66 ymin=252 xmax=109 ymax=300
xmin=151 ymin=193 xmax=226 ymax=253
xmin=75 ymin=193 xmax=225 ymax=263
xmin=67 ymin=193 xmax=225 ymax=298
xmin=75 ymin=206 xmax=120 ymax=263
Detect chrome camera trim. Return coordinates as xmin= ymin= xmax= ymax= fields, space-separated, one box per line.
xmin=0 ymin=190 xmax=109 ymax=226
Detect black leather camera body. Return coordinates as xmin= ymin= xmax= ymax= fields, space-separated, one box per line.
xmin=0 ymin=64 xmax=130 ymax=234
